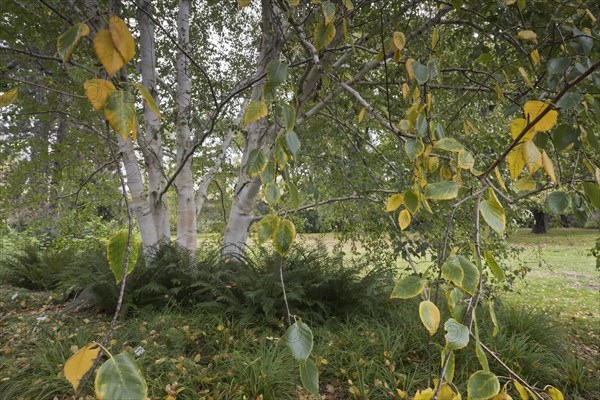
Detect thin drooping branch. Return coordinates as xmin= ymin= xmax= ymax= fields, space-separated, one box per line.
xmin=482 ymin=59 xmax=600 ymax=178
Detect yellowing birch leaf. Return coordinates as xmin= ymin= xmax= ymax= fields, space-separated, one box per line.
xmin=104 ymin=90 xmax=136 ymax=141
xmin=238 ymin=0 xmax=252 ymax=7
xmin=530 ymin=49 xmax=540 ymax=65
xmin=57 ymin=23 xmax=90 ymax=63
xmin=402 ymin=83 xmax=410 ymax=99
xmin=419 ymin=300 xmax=441 ymax=336
xmin=518 ymin=67 xmax=533 ymax=88
xmin=0 ymin=88 xmax=18 ymax=108
xmin=494 ymin=167 xmax=507 ymax=190
xmin=314 ymin=21 xmax=336 ymax=50
xmin=84 ymin=79 xmax=116 ymax=111
xmin=398 ymin=209 xmax=411 ymax=230
xmin=523 ymin=101 xmax=557 ymax=132
xmin=386 ymin=194 xmax=404 ymax=212
xmin=109 ymin=16 xmax=135 ymax=62
xmin=541 ymin=151 xmax=556 ymax=183
xmin=521 ymin=140 xmax=542 ymax=173
xmin=358 ymin=107 xmax=366 ymax=123
xmin=510 ymin=118 xmax=536 ymax=141
xmin=93 ymin=30 xmax=126 ymax=77
xmin=507 ymin=145 xmax=525 ymax=179
xmin=133 ymin=82 xmax=160 ymax=118
xmin=517 ymin=30 xmax=537 ymax=41
xmin=243 ymin=100 xmax=268 ymax=125
xmin=406 ymin=58 xmax=415 ymax=81
xmin=392 ymin=31 xmax=406 ymax=51
xmin=64 ymin=342 xmax=101 ymax=390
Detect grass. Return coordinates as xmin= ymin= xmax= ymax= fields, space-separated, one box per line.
xmin=0 ymin=228 xmax=598 ymax=399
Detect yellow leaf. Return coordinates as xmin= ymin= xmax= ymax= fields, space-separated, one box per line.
xmin=494 ymin=167 xmax=507 ymax=190
xmin=492 ymin=392 xmax=513 ymax=400
xmin=406 ymin=58 xmax=415 ymax=81
xmin=419 ymin=300 xmax=441 ymax=336
xmin=521 ymin=140 xmax=542 ymax=173
xmin=546 ymin=386 xmax=564 ymax=400
xmin=517 ymin=30 xmax=537 ymax=41
xmin=0 ymin=88 xmax=18 ymax=108
xmin=402 ymin=83 xmax=410 ymax=99
xmin=530 ymin=49 xmax=540 ymax=65
xmin=64 ymin=342 xmax=101 ymax=391
xmin=523 ymin=101 xmax=557 ymax=132
xmin=238 ymin=0 xmax=252 ymax=7
xmin=386 ymin=194 xmax=404 ymax=212
xmin=514 ymin=177 xmax=536 ymax=191
xmin=414 ymin=388 xmax=435 ymax=400
xmin=518 ymin=67 xmax=533 ymax=88
xmin=358 ymin=107 xmax=366 ymax=123
xmin=109 ymin=16 xmax=135 ymax=63
xmin=510 ymin=118 xmax=536 ymax=141
xmin=514 ymin=381 xmax=529 ymax=400
xmin=398 ymin=209 xmax=411 ymax=230
xmin=84 ymin=79 xmax=116 ymax=111
xmin=392 ymin=31 xmax=406 ymax=51
xmin=243 ymin=100 xmax=268 ymax=125
xmin=541 ymin=151 xmax=556 ymax=183
xmin=427 ymin=93 xmax=432 ymax=113
xmin=507 ymin=145 xmax=525 ymax=179
xmin=439 ymin=383 xmax=456 ymax=400
xmin=93 ymin=30 xmax=126 ymax=77
xmin=134 ymin=82 xmax=161 ymax=119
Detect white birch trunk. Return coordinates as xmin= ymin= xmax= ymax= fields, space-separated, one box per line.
xmin=222 ymin=0 xmax=282 ymax=256
xmin=174 ymin=0 xmax=197 ymax=251
xmin=137 ymin=0 xmax=171 ymax=245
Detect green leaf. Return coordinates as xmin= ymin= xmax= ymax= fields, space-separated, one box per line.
xmin=281 ymin=103 xmax=296 ymax=130
xmin=419 ymin=300 xmax=440 ymax=336
xmin=467 ymin=370 xmax=500 ymax=400
xmin=95 ymin=352 xmax=147 ymax=400
xmin=314 ymin=21 xmax=336 ymax=50
xmin=243 ymin=100 xmax=268 ymax=125
xmin=405 ymin=139 xmax=425 ymax=160
xmin=444 ymin=318 xmax=469 ymax=350
xmin=264 ymin=182 xmax=281 ymax=205
xmin=286 ymin=182 xmax=300 ymax=210
xmin=260 ymin=160 xmax=277 ymax=183
xmin=273 ymin=219 xmax=295 ymax=255
xmin=445 ymin=351 xmax=455 ymax=383
xmin=556 ymin=92 xmax=583 ymax=110
xmin=434 ymin=138 xmax=464 ymax=152
xmin=446 ymin=287 xmax=464 ymax=321
xmin=480 ymin=189 xmax=506 ymax=234
xmin=412 ymin=61 xmax=429 ymax=85
xmin=546 ymin=191 xmax=571 ymax=214
xmin=547 ymin=57 xmax=570 ymax=76
xmin=404 ymin=190 xmax=420 ymax=213
xmin=0 ymin=88 xmax=18 ymax=108
xmin=427 ymin=58 xmax=439 ymax=80
xmin=582 ymin=183 xmax=600 ymax=209
xmin=257 ymin=214 xmax=280 ymax=244
xmin=551 ymin=125 xmax=579 ymax=152
xmin=104 ymin=91 xmax=136 ymax=142
xmin=57 ymin=23 xmax=90 ymax=63
xmin=106 ymin=231 xmax=140 ymax=283
xmin=284 ymin=130 xmax=301 ymax=158
xmin=488 ymin=300 xmax=499 ymax=336
xmin=246 ymin=149 xmax=266 ymax=178
xmin=266 ymin=59 xmax=288 ymax=86
xmin=300 ymin=359 xmax=319 ymax=397
xmin=424 ymin=181 xmax=459 ymax=200
xmin=133 ymin=82 xmax=161 ymax=119
xmin=483 ymin=251 xmax=505 ymax=281
xmin=274 ymin=136 xmax=291 ymax=168
xmin=286 ymin=320 xmax=313 ymax=361
xmin=442 ymin=255 xmax=479 ymax=295
xmin=416 ymin=114 xmax=427 ymax=137
xmin=390 ymin=275 xmax=426 ymax=299
xmin=322 ymin=1 xmax=336 ymax=23
xmin=262 ymin=82 xmax=277 ymax=101
xmin=458 ymin=150 xmax=475 ymax=170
